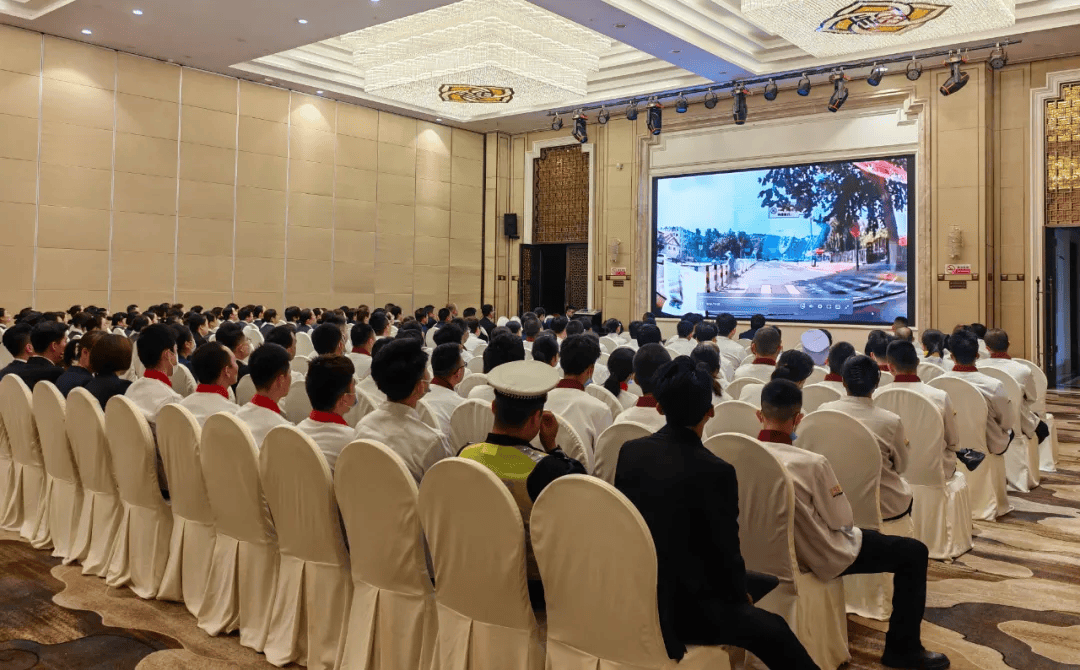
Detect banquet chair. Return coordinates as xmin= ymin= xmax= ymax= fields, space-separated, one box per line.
xmin=806 ymin=367 xmax=828 ymax=386
xmin=979 ymin=367 xmax=1039 ymax=492
xmin=876 ymin=388 xmax=972 ymax=560
xmin=417 ymin=398 xmax=440 ymax=431
xmin=171 ymin=362 xmax=197 ymax=398
xmin=291 ymin=355 xmax=311 ymax=376
xmin=343 ymin=390 xmax=377 ymax=429
xmin=245 ymin=325 xmax=264 ymax=348
xmin=601 ymin=335 xmax=621 ymax=353
xmin=928 ymin=377 xmax=1010 ymax=520
xmin=724 ymin=377 xmax=763 ymax=401
xmin=917 ymin=363 xmax=945 ymax=383
xmin=741 ymin=353 xmax=755 ymax=366
xmin=531 ymin=475 xmax=731 ymax=670
xmin=261 ymin=426 xmax=352 ymax=670
xmin=335 ymin=440 xmax=437 ymax=670
xmin=0 ymin=343 xmax=11 ymax=369
xmin=703 ymin=400 xmax=761 ymax=439
xmin=592 ymin=362 xmax=611 ymax=386
xmin=281 ymin=382 xmax=314 ymax=424
xmin=592 ymin=422 xmax=653 ymax=485
xmin=32 ymin=382 xmax=83 ymax=561
xmin=0 ymin=406 xmax=14 ymax=534
xmin=705 ymin=433 xmax=849 ymax=670
xmin=801 ymin=384 xmax=842 ymax=413
xmin=466 ymin=356 xmax=485 ymax=373
xmin=449 ymin=400 xmax=494 ymax=451
xmin=156 ymin=405 xmax=217 ymax=617
xmin=471 ymin=342 xmax=487 ymax=359
xmin=66 ymin=388 xmax=123 ymax=577
xmin=549 ymin=414 xmax=590 ymax=472
xmin=418 ymin=458 xmax=545 ymax=670
xmin=0 ymin=375 xmax=47 ymax=543
xmin=455 ymin=373 xmax=488 ymax=399
xmin=198 ymin=413 xmax=279 ymax=652
xmin=235 ymin=375 xmax=257 ymax=406
xmin=1016 ymin=358 xmax=1058 ymax=471
xmin=102 ymin=395 xmax=174 ymax=598
xmin=585 ymin=383 xmax=624 ymax=422
xmin=878 ymin=371 xmax=895 ymax=387
xmin=296 ymin=332 xmax=316 ymax=358
xmin=738 ymin=383 xmax=764 ymax=408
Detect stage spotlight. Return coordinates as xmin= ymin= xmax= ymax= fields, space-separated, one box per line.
xmin=828 ymin=71 xmax=848 ymax=112
xmin=703 ymin=88 xmax=718 ymax=109
xmin=732 ymin=85 xmax=749 ymax=125
xmin=625 ymin=100 xmax=639 ymax=121
xmin=905 ymin=58 xmax=922 ymax=81
xmin=797 ymin=73 xmax=811 ymax=96
xmin=867 ymin=63 xmax=886 ymax=86
xmin=646 ymin=98 xmax=662 ymax=136
xmin=551 ymin=113 xmax=563 ymax=131
xmin=940 ymin=53 xmax=969 ymax=96
xmin=988 ymin=43 xmax=1008 ymax=69
xmin=763 ymin=79 xmax=778 ymax=101
xmin=597 ymin=106 xmax=610 ymax=124
xmin=572 ymin=111 xmax=588 ymax=143
xmin=675 ymin=93 xmax=689 ymax=113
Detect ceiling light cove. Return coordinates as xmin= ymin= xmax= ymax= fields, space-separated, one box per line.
xmin=0 ymin=0 xmax=77 ymax=20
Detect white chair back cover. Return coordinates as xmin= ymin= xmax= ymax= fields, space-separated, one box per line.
xmin=171 ymin=363 xmax=197 ymax=398
xmin=66 ymin=388 xmax=122 ymax=577
xmin=879 ymin=370 xmax=895 ymax=387
xmin=245 ymin=325 xmax=264 ymax=348
xmin=796 ymin=410 xmax=881 ymax=529
xmin=417 ymin=397 xmax=440 ymax=430
xmin=472 ymin=342 xmax=487 ymax=358
xmin=978 ymin=366 xmax=1040 ymax=492
xmin=531 ymin=475 xmax=730 ymax=670
xmin=102 ymin=395 xmax=174 ymax=598
xmin=0 ymin=375 xmax=46 ymax=542
xmin=260 ymin=425 xmax=352 ymax=669
xmin=1015 ymin=358 xmax=1057 ymax=471
xmin=0 ymin=343 xmax=11 ymax=369
xmin=601 ymin=335 xmax=621 ymax=354
xmin=875 ymin=389 xmax=942 ymax=487
xmin=806 ymin=367 xmax=828 ymax=385
xmin=334 ymin=440 xmax=437 ymax=670
xmin=449 ymin=399 xmax=494 ymax=451
xmin=917 ymin=362 xmax=945 ymax=382
xmin=32 ymin=382 xmax=83 ymax=560
xmin=235 ymin=375 xmax=257 ymax=406
xmin=597 ymin=338 xmax=613 ymax=354
xmin=281 ymin=382 xmax=313 ymax=424
xmin=291 ymin=354 xmax=311 ymax=376
xmin=703 ymin=400 xmax=762 ymax=439
xmin=466 ymin=356 xmax=485 ymax=373
xmin=156 ymin=405 xmax=217 ymax=615
xmin=598 ymin=352 xmax=610 ymax=366
xmin=295 ymin=332 xmax=316 ymax=358
xmin=418 ymin=458 xmax=544 ymax=670
xmin=198 ymin=413 xmax=279 ymax=651
xmin=548 ymin=413 xmax=590 ymax=471
xmin=455 ymin=372 xmax=489 ymax=398
xmin=0 ymin=399 xmax=13 ymax=534
xmin=724 ymin=377 xmax=763 ymax=400
xmin=592 ymin=422 xmax=653 ymax=485
xmin=1016 ymin=358 xmax=1049 ymax=412
xmin=343 ymin=390 xmax=377 ymax=429
xmin=801 ymin=384 xmax=842 ymax=413
xmin=740 ymin=353 xmax=756 ymax=366
xmin=585 ymin=383 xmax=623 ymax=422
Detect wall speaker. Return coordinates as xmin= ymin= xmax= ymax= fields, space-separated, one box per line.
xmin=504 ymin=213 xmax=519 ymax=239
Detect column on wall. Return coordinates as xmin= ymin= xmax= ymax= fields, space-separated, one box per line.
xmin=449 ymin=130 xmax=485 ymax=309
xmin=599 ymin=118 xmax=639 ymax=326
xmin=332 ymin=104 xmax=379 ymax=308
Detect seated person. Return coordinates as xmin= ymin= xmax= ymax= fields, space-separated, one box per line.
xmin=601 ymin=347 xmax=639 ymax=410
xmin=694 ymin=323 xmax=719 ymax=346
xmin=819 ymin=355 xmax=913 ymax=522
xmin=295 ymin=355 xmax=357 ymax=471
xmin=636 ymin=323 xmax=663 ymax=347
xmin=530 ymin=334 xmax=560 ymax=368
xmin=732 ymin=326 xmax=782 ymax=382
xmin=173 ymin=325 xmax=195 ymax=370
xmin=357 ymin=337 xmax=393 ymax=403
xmin=348 ymin=323 xmax=375 ymax=380
xmin=865 ymin=330 xmax=895 ymax=372
xmin=354 ymin=338 xmax=452 ymax=484
xmin=235 ymin=343 xmax=293 ymax=449
xmin=425 ymin=342 xmax=467 ymax=437
xmin=468 ymin=333 xmax=526 ymax=402
xmin=0 ymin=324 xmax=33 ymax=379
xmin=921 ymin=329 xmax=950 ymax=369
xmin=85 ymin=334 xmax=134 ymax=409
xmin=264 ymin=325 xmax=305 ymax=386
xmin=545 ymin=334 xmax=613 ymax=453
xmin=667 ymin=320 xmax=696 ymax=356
xmin=369 ymin=311 xmax=391 ymax=340
xmin=690 ymin=344 xmax=727 ymax=405
xmin=614 ymin=344 xmax=671 ymax=431
xmin=941 ymin=330 xmax=1013 ymax=455
xmin=713 ymin=313 xmax=746 ymax=362
xmin=981 ymin=328 xmax=1042 ymax=442
xmin=14 ymin=321 xmax=68 ymax=389
xmin=739 ymin=313 xmax=766 ymax=340
xmin=820 ymin=342 xmax=856 ymax=395
xmin=894 ymin=326 xmax=915 ymax=343
xmin=214 ymin=322 xmax=252 ymax=390
xmin=56 ymin=330 xmax=103 ymax=396
xmin=178 ymin=342 xmax=240 ymax=427
xmin=740 ymin=349 xmax=815 ymax=406
xmin=312 ymin=322 xmax=346 ymax=357
xmin=125 ymin=324 xmax=182 ymax=428
xmin=756 ymin=381 xmax=948 ymax=670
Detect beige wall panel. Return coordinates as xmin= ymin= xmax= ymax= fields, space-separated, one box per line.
xmin=235 ymin=290 xmax=283 ymax=309
xmin=177 ymin=255 xmax=233 ymax=292
xmin=237 ymin=151 xmax=287 ymax=191
xmin=291 ymin=94 xmax=336 ymax=132
xmin=417 ymin=122 xmax=452 ymax=155
xmin=415 ymin=206 xmax=450 ymax=239
xmin=414 ymin=266 xmax=449 ymax=297
xmin=0 ymin=290 xmax=33 ymax=309
xmin=235 ymin=221 xmax=286 ymax=259
xmin=416 ymin=150 xmax=452 ymax=184
xmin=378 ymin=112 xmax=417 ymax=149
xmin=998 ymin=69 xmax=1029 ymax=131
xmin=335 ymin=166 xmax=377 ymax=202
xmin=114 ymin=132 xmax=177 ymax=179
xmin=112 ymin=212 xmax=177 ymax=252
xmin=117 ymin=93 xmax=179 ymax=140
xmin=333 ymin=230 xmax=375 ymax=264
xmin=450 ymin=183 xmax=483 ymax=214
xmin=114 ymin=172 xmax=177 ymax=216
xmin=452 ymin=128 xmax=483 ymax=161
xmin=935 ymin=187 xmax=980 ymax=266
xmin=0 ymin=70 xmax=40 ymax=119
xmin=450 ymin=210 xmax=482 ymax=240
xmin=414 ymin=236 xmax=450 ymax=267
xmin=180 ymin=142 xmax=236 ymax=185
xmin=238 ymin=116 xmax=288 ymax=157
xmin=236 ymin=186 xmax=286 ymax=225
xmin=935 ymin=75 xmax=981 ymax=132
xmin=378 ymin=142 xmax=416 ymax=177
xmin=37 ymin=205 xmax=109 ymax=250
xmin=178 ymin=217 xmax=233 ymax=256
xmin=451 ymin=156 xmax=483 ymax=187
xmin=287 ymin=226 xmax=332 ymax=261
xmin=181 ymin=105 xmax=236 ymax=150
xmin=35 ymin=248 xmax=108 ymax=290
xmin=0 ymin=25 xmax=41 ymax=76
xmin=336 ymin=103 xmax=378 ymax=140
xmin=449 ymin=267 xmax=481 ymax=298
xmin=39 ymin=163 xmax=111 ymax=210
xmin=39 ymin=121 xmax=112 ymax=169
xmin=285 ymin=259 xmax=332 ymax=293
xmin=375 ymin=264 xmax=413 ymax=295
xmin=116 ymin=53 xmax=179 ymax=102
xmin=376 ymin=232 xmax=415 ymax=260
xmin=450 ymin=236 xmax=482 ymax=261
xmin=179 ymin=179 xmax=234 ymax=221
xmin=375 ymin=293 xmax=414 ymax=311
xmin=0 ymin=245 xmax=33 ymax=288
xmin=334 ymin=198 xmax=377 ymax=232
xmin=377 ymin=203 xmax=414 ymax=234
xmin=239 ymin=81 xmax=290 ymax=123
xmin=605 ymin=121 xmax=634 ymax=165
xmin=936 ymin=128 xmax=981 ymax=189
xmin=182 ymin=69 xmax=236 ymax=113
xmin=111 ymin=250 xmax=174 ymax=291
xmin=416 ymin=179 xmax=451 ymax=210
xmin=336 ymin=134 xmax=377 ymax=170
xmin=289 ymin=159 xmax=334 ymax=196
xmin=42 ymin=78 xmax=113 ymax=130
xmin=42 ymin=36 xmax=115 ymax=91
xmin=0 ymin=114 xmax=39 ymax=161
xmin=289 ymin=192 xmax=334 ymax=228
xmin=998 ymin=127 xmax=1026 ymax=188
xmin=377 ymin=173 xmax=415 ymax=206
xmin=0 ymin=202 xmax=36 ymax=249
xmin=332 ymin=262 xmax=375 ymax=294
xmin=38 ymin=289 xmax=109 ymax=309
xmin=175 ymin=290 xmax=232 ymax=309
xmin=291 ymin=125 xmax=335 ymax=164
xmin=234 ymin=256 xmax=285 ymax=293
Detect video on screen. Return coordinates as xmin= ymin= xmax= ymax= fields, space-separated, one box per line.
xmin=652 ymin=155 xmax=914 ymax=325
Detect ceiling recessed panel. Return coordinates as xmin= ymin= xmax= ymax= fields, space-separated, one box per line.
xmin=0 ymin=0 xmax=74 ymax=20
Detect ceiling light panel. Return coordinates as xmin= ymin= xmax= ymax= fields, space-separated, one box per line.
xmin=0 ymin=0 xmax=76 ymax=20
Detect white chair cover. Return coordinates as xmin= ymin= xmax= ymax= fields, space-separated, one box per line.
xmin=979 ymin=367 xmax=1039 ymax=492
xmin=548 ymin=413 xmax=590 ymax=472
xmin=585 ymin=383 xmax=623 ymax=422
xmin=0 ymin=342 xmax=11 ymax=369
xmin=704 ymin=433 xmax=849 ymax=670
xmin=928 ymin=377 xmax=1009 ymax=520
xmin=592 ymin=422 xmax=653 ymax=485
xmin=198 ymin=413 xmax=279 ymax=651
xmin=245 ymin=325 xmax=265 ymax=348
xmin=449 ymin=399 xmax=494 ymax=451
xmin=235 ymin=375 xmax=257 ymax=406
xmin=335 ymin=440 xmax=437 ymax=670
xmin=156 ymin=405 xmax=217 ymax=616
xmin=876 ymin=388 xmax=973 ymax=560
xmin=0 ymin=403 xmax=15 ymax=534
xmin=296 ymin=332 xmax=316 ymax=358
xmin=472 ymin=342 xmax=487 ymax=358
xmin=171 ymin=363 xmax=197 ymax=398
xmin=261 ymin=426 xmax=352 ymax=670
xmin=417 ymin=398 xmax=440 ymax=431
xmin=1015 ymin=358 xmax=1057 ymax=471
xmin=281 ymin=382 xmax=314 ymax=424
xmin=879 ymin=371 xmax=895 ymax=387
xmin=32 ymin=382 xmax=83 ymax=561
xmin=66 ymin=388 xmax=122 ymax=576
xmin=0 ymin=375 xmax=48 ymax=543
xmin=703 ymin=400 xmax=761 ymax=439
xmin=455 ymin=373 xmax=488 ymax=399
xmin=917 ymin=362 xmax=944 ymax=382
xmin=466 ymin=356 xmax=485 ymax=373
xmin=804 ymin=367 xmax=827 ymax=386
xmin=740 ymin=353 xmax=755 ymax=365
xmin=102 ymin=395 xmax=174 ymax=598
xmin=418 ymin=458 xmax=544 ymax=670
xmin=344 ymin=390 xmax=377 ymax=429
xmin=601 ymin=335 xmax=621 ymax=353
xmin=723 ymin=377 xmax=763 ymax=401
xmin=531 ymin=475 xmax=731 ymax=670
xmin=598 ymin=352 xmax=610 ymax=366
xmin=801 ymin=384 xmax=842 ymax=413
xmin=292 ymin=355 xmax=311 ymax=376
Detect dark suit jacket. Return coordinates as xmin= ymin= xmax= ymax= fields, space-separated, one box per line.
xmin=479 ymin=317 xmax=496 ymax=337
xmin=84 ymin=375 xmax=133 ymax=410
xmin=615 ymin=424 xmax=749 ymax=661
xmin=296 ymin=324 xmax=313 ymax=334
xmin=0 ymin=359 xmax=26 ymax=381
xmin=13 ymin=356 xmax=64 ymax=389
xmin=55 ymin=365 xmax=94 ymax=396
xmin=738 ymin=328 xmax=758 ymax=340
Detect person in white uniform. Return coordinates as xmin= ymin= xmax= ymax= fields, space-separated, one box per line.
xmin=613 ymin=344 xmax=671 ymax=431
xmin=354 ymin=338 xmax=453 ymax=484
xmin=124 ymin=324 xmax=182 ymax=429
xmin=601 ymin=347 xmax=639 ymax=410
xmin=981 ymin=328 xmax=1042 ymax=442
xmin=920 ymin=329 xmax=951 ymax=369
xmin=667 ymin=320 xmax=697 ymax=357
xmin=713 ymin=313 xmax=748 ymax=366
xmin=818 ymin=355 xmax=914 ymax=522
xmin=295 ymin=354 xmax=358 ymax=471
xmin=468 ymin=332 xmax=526 ymax=403
xmin=689 ymin=344 xmax=729 ymax=405
xmin=530 ymin=334 xmax=560 ymax=369
xmin=178 ymin=342 xmax=239 ymax=426
xmin=939 ymin=330 xmax=1014 ymax=456
xmin=732 ymin=326 xmax=782 ymax=383
xmin=425 ymin=342 xmax=467 ymax=437
xmin=357 ymin=337 xmax=392 ymax=404
xmin=740 ymin=350 xmax=815 ymax=407
xmin=264 ymin=324 xmax=306 ymax=387
xmin=545 ymin=334 xmax=613 ymax=454
xmin=819 ymin=341 xmax=856 ymax=395
xmin=348 ymin=323 xmax=375 ymax=381
xmin=234 ymin=343 xmax=292 ymax=450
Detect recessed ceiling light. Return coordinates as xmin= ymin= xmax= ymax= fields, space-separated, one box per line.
xmin=316 ymin=90 xmax=324 ymax=95
xmin=132 ymin=9 xmax=143 ymax=15
xmin=436 ymin=118 xmax=442 ymax=122
xmin=614 ymin=23 xmax=626 ymax=28
xmin=81 ymin=29 xmax=92 ymax=35
xmin=671 ymin=49 xmax=681 ymax=53
xmin=297 ymin=18 xmax=308 ymax=24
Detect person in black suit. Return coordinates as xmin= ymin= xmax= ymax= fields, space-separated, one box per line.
xmin=296 ymin=309 xmax=316 ymax=334
xmin=479 ymin=304 xmax=496 ymax=341
xmin=13 ymin=321 xmax=68 ymax=389
xmin=739 ymin=313 xmax=767 ymax=340
xmin=615 ymin=356 xmax=818 ymax=670
xmin=55 ymin=331 xmax=103 ymax=396
xmin=215 ymin=323 xmax=251 ymax=391
xmin=0 ymin=324 xmax=34 ymax=380
xmin=84 ymin=334 xmax=133 ymax=409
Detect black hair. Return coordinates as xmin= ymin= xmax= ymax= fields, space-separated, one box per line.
xmin=695 ymin=323 xmax=718 ymax=342
xmin=886 ymin=340 xmax=920 ymax=372
xmin=371 ymin=338 xmax=428 ymax=402
xmin=265 ymin=325 xmax=295 ymax=350
xmin=437 ymin=307 xmax=451 ymax=322
xmin=752 ymin=326 xmax=781 ymax=357
xmin=677 ymin=320 xmax=694 ymax=338
xmin=921 ymin=329 xmax=946 ymax=357
xmin=433 ymin=324 xmax=464 ymax=347
xmin=299 ymin=309 xmax=313 ymax=324
xmin=483 ymin=333 xmax=526 ymax=374
xmin=531 ymin=334 xmax=560 ymax=365
xmin=432 ymin=342 xmax=464 ymax=377
xmin=186 ymin=313 xmax=207 ymax=333
xmin=948 ymin=329 xmax=980 ymax=366
xmin=136 ymin=324 xmax=177 ymax=369
xmin=633 ymin=343 xmax=673 ymax=395
xmin=306 ymin=355 xmax=355 ymax=412
xmin=214 ymin=322 xmax=247 ymax=352
xmin=653 ymin=356 xmax=713 ymax=428
xmin=249 ymin=343 xmax=291 ymax=390
xmin=637 ymin=323 xmax=662 ymax=346
xmin=604 ymin=318 xmax=622 ymax=335
xmin=191 ymin=342 xmax=233 ymax=385
xmin=371 ymin=337 xmax=394 ymax=359
xmin=238 ymin=307 xmax=253 ymax=321
xmin=842 ymin=355 xmax=880 ymax=397
xmin=828 ymin=341 xmax=857 ymax=375
xmin=559 ymin=334 xmax=601 ymax=376
xmin=715 ymin=313 xmax=737 ymax=337
xmin=90 ymin=334 xmax=133 ymax=375
xmin=550 ymin=315 xmax=568 ymax=335
xmin=351 ymin=323 xmax=374 ymax=350
xmin=984 ymin=328 xmax=1010 ymax=353
xmin=506 ymin=321 xmax=522 ymax=335
xmin=523 ymin=319 xmax=541 ymax=339
xmin=864 ymin=329 xmax=893 ymax=360
xmin=970 ymin=323 xmax=988 ymax=339
xmin=493 ymin=392 xmax=546 ymax=427
xmin=750 ymin=314 xmax=766 ymax=329
xmin=893 ymin=316 xmax=909 ymax=327
xmin=284 ymin=306 xmax=301 ymax=322
xmin=603 ymin=347 xmax=635 ymax=397
xmin=771 ymin=350 xmax=815 ymax=385
xmin=689 ymin=344 xmax=724 ymax=398
xmin=463 ymin=307 xmax=477 ymax=318
xmin=30 ymin=321 xmax=67 ymax=354
xmin=171 ymin=324 xmax=194 ymax=350
xmin=130 ymin=315 xmax=150 ymax=334
xmin=482 ymin=304 xmax=494 ymax=317
xmin=312 ymin=323 xmax=344 ymax=355
xmin=62 ymin=338 xmax=80 ymax=368
xmin=565 ymin=320 xmax=584 ymax=336
xmin=761 ymin=379 xmax=803 ymax=422
xmin=369 ymin=312 xmax=389 ymax=336
xmin=414 ymin=308 xmax=427 ymax=322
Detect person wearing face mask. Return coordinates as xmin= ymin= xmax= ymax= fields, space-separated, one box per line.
xmin=234 ymin=343 xmax=293 ymax=450
xmin=354 ymin=338 xmax=453 ymax=485
xmin=295 ymin=354 xmax=358 ymax=471
xmin=423 ymin=342 xmax=468 ymax=438
xmin=178 ymin=342 xmax=240 ymax=426
xmin=124 ymin=324 xmax=182 ymax=430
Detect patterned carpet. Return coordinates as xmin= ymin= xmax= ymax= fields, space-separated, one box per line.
xmin=2 ymin=392 xmax=1080 ymax=669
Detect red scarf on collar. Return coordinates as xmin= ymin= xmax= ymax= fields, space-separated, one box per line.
xmin=352 ymin=346 xmax=370 ymax=356
xmin=879 ymin=364 xmax=891 ymax=372
xmin=758 ymin=430 xmax=792 ymax=445
xmin=251 ymin=394 xmax=282 ymax=414
xmin=952 ymin=364 xmax=979 ymax=373
xmin=990 ymin=352 xmax=1011 ymax=359
xmin=144 ymin=369 xmax=172 ymax=387
xmin=556 ymin=379 xmax=585 ymax=391
xmin=824 ymin=373 xmax=843 ymax=382
xmin=752 ymin=358 xmax=776 ymax=366
xmin=309 ymin=410 xmax=348 ymax=426
xmin=196 ymin=384 xmax=229 ymax=398
xmin=620 ymin=382 xmax=628 ymax=392
xmin=893 ymin=374 xmax=920 ymax=383
xmin=636 ymin=396 xmax=658 ymax=408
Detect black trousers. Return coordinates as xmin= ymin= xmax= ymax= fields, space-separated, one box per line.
xmin=840 ymin=529 xmax=930 ymax=654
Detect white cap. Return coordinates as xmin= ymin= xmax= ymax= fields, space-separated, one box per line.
xmin=801 ymin=329 xmax=830 ymax=366
xmin=487 ymin=360 xmax=560 ymax=401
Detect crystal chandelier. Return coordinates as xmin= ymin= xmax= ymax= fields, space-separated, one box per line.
xmin=742 ymin=0 xmax=1015 ymax=57
xmin=341 ymin=0 xmax=610 ymax=119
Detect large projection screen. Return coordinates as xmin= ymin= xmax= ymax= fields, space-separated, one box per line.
xmin=652 ymin=155 xmax=915 ymax=326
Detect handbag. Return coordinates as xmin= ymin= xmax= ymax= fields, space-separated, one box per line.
xmin=957 ymin=448 xmax=985 ymax=471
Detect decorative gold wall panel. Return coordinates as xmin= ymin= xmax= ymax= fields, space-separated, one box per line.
xmin=533 ymin=145 xmax=589 ymax=243
xmin=1047 ymin=82 xmax=1080 ymax=226
xmin=567 ymin=244 xmax=588 ymax=310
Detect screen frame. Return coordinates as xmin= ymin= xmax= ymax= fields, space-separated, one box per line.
xmin=650 ymin=153 xmax=917 ymax=327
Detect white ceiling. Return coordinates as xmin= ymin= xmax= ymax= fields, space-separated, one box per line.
xmin=4 ymin=0 xmax=1080 ymax=133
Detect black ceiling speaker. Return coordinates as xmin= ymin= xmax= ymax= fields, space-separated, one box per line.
xmin=504 ymin=213 xmax=519 ymax=239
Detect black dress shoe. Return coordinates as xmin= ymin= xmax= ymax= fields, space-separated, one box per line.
xmin=881 ymin=649 xmax=950 ymax=669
